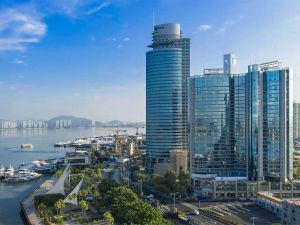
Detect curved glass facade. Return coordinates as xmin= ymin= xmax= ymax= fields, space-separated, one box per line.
xmin=190 ymin=74 xmax=247 ymax=178
xmin=146 ymin=49 xmax=184 ymax=164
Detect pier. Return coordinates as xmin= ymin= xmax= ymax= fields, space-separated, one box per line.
xmin=21 ymin=177 xmax=55 ymax=225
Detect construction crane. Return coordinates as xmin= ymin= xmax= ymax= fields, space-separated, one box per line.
xmin=135 ymin=127 xmax=144 ymax=136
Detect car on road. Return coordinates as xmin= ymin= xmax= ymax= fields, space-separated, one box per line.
xmin=190 ymin=209 xmax=199 ymax=215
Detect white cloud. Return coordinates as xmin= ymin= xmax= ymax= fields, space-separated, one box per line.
xmin=117 ymin=44 xmax=122 ymax=48
xmin=217 ymin=28 xmax=226 ymax=34
xmin=0 ymin=8 xmax=46 ymax=51
xmin=86 ymin=1 xmax=111 ymax=14
xmin=123 ymin=37 xmax=130 ymax=41
xmin=198 ymin=24 xmax=212 ymax=31
xmin=106 ymin=37 xmax=116 ymax=41
xmin=224 ymin=19 xmax=236 ymax=26
xmin=216 ymin=16 xmax=244 ymax=34
xmin=47 ymin=0 xmax=112 ymax=16
xmin=15 ymin=59 xmax=25 ymax=64
xmin=17 ymin=74 xmax=24 ymax=79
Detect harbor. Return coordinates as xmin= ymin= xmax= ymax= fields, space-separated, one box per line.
xmin=0 ymin=159 xmax=60 ymax=183
xmin=0 ymin=127 xmax=138 ymax=225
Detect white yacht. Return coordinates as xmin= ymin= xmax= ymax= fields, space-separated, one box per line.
xmin=21 ymin=144 xmax=34 ymax=149
xmin=0 ymin=165 xmax=5 ymax=174
xmin=18 ymin=169 xmax=42 ymax=178
xmin=5 ymin=174 xmax=30 ymax=182
xmin=0 ymin=165 xmax=5 ymax=178
xmin=4 ymin=169 xmax=42 ymax=182
xmin=4 ymin=165 xmax=14 ymax=176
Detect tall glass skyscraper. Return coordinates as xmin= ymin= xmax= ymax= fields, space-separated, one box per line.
xmin=146 ymin=24 xmax=190 ymax=169
xmin=246 ymin=62 xmax=293 ymax=182
xmin=190 ymin=56 xmax=293 ymax=183
xmin=189 ymin=73 xmax=247 ymax=178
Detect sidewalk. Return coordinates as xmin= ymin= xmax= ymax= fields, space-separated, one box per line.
xmin=21 ymin=178 xmax=56 ymax=225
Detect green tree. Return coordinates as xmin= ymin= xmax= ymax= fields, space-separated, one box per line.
xmin=54 ymin=167 xmax=64 ymax=178
xmin=104 ymin=187 xmax=171 ymax=225
xmin=38 ymin=203 xmax=47 ymax=217
xmin=54 ymin=216 xmax=65 ymax=225
xmin=103 ymin=211 xmax=114 ymax=225
xmin=54 ymin=199 xmax=65 ymax=215
xmin=78 ymin=189 xmax=88 ymax=201
xmin=135 ymin=172 xmax=146 ymax=181
xmin=68 ymin=193 xmax=77 ymax=202
xmin=178 ymin=170 xmax=189 ymax=181
xmin=164 ymin=170 xmax=176 ymax=187
xmin=104 ymin=186 xmax=139 ymax=221
xmin=78 ymin=200 xmax=89 ymax=214
xmin=98 ymin=178 xmax=118 ymax=193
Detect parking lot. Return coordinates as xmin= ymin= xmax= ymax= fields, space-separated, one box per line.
xmin=204 ymin=201 xmax=281 ymax=225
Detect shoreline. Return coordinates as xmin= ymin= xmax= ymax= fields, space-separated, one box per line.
xmin=21 ymin=177 xmax=55 ymax=225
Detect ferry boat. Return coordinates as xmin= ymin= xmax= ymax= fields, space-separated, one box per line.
xmin=21 ymin=144 xmax=34 ymax=149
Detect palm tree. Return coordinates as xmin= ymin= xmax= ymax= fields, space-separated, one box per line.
xmin=38 ymin=203 xmax=47 ymax=216
xmin=68 ymin=193 xmax=77 ymax=202
xmin=103 ymin=211 xmax=114 ymax=225
xmin=78 ymin=200 xmax=89 ymax=215
xmin=54 ymin=199 xmax=65 ymax=215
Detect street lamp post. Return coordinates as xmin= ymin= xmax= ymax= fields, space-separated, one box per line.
xmin=139 ymin=179 xmax=143 ymax=196
xmin=251 ymin=216 xmax=255 ymax=225
xmin=170 ymin=192 xmax=179 ymax=213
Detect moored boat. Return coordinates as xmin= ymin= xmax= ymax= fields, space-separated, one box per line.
xmin=21 ymin=144 xmax=34 ymax=149
xmin=4 ymin=165 xmax=14 ymax=176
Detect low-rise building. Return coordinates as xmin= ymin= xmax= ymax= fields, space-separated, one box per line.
xmin=170 ymin=150 xmax=187 ymax=176
xmin=282 ymin=199 xmax=300 ymax=225
xmin=256 ymin=192 xmax=300 ymax=225
xmin=64 ymin=151 xmax=91 ymax=166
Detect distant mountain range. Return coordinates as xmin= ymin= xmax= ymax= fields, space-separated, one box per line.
xmin=0 ymin=115 xmax=145 ymax=129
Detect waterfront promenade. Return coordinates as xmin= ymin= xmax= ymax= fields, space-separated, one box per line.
xmin=21 ymin=177 xmax=55 ymax=225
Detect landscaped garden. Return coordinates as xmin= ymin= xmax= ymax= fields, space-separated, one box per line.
xmin=34 ymin=155 xmax=173 ymax=225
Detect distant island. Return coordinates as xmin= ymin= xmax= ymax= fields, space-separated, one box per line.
xmin=0 ymin=115 xmax=145 ymax=129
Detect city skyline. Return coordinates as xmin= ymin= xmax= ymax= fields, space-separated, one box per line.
xmin=0 ymin=0 xmax=299 ymax=121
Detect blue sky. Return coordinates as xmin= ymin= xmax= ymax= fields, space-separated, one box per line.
xmin=0 ymin=0 xmax=299 ymax=121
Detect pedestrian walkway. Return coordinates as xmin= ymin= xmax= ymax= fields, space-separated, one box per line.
xmin=21 ymin=178 xmax=56 ymax=225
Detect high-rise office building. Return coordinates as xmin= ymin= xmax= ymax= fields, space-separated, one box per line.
xmin=224 ymin=53 xmax=237 ymax=74
xmin=294 ymin=102 xmax=300 ymax=140
xmin=247 ymin=62 xmax=293 ymax=182
xmin=190 ymin=55 xmax=293 ymax=184
xmin=189 ymin=73 xmax=247 ymax=178
xmin=146 ymin=23 xmax=190 ymax=170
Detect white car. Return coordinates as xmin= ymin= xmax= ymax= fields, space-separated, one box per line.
xmin=191 ymin=209 xmax=199 ymax=215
